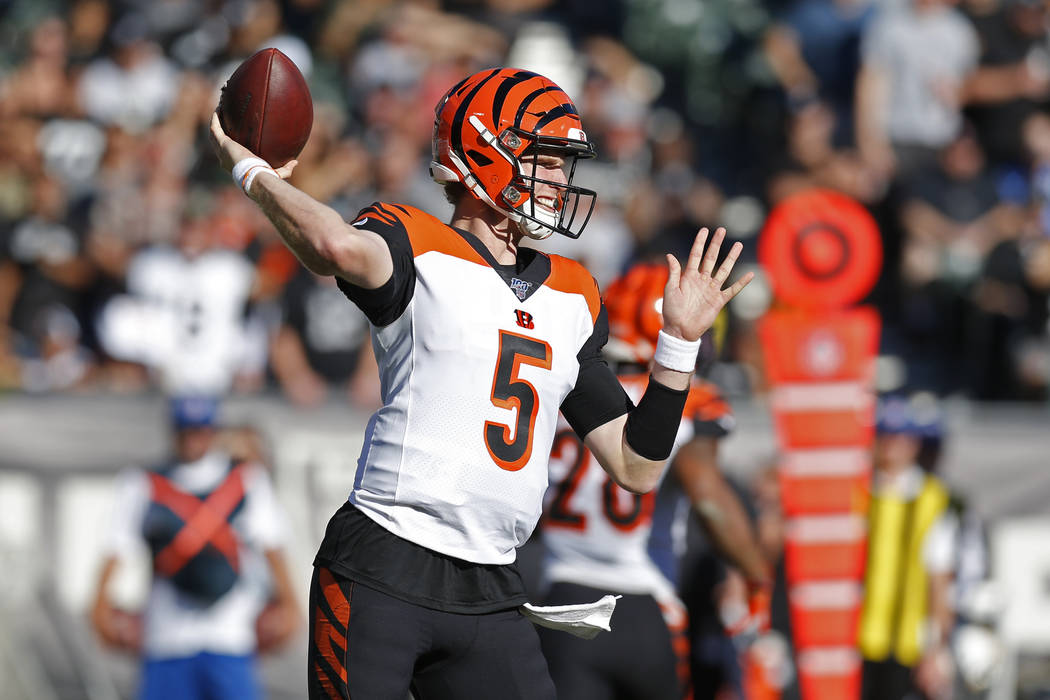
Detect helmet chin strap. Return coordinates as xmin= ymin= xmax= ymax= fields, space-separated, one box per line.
xmin=515 ymin=202 xmax=557 ymax=240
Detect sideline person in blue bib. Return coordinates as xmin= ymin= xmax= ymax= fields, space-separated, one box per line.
xmin=91 ymin=396 xmax=300 ymax=700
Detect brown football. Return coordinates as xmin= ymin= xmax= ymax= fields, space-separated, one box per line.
xmin=218 ymin=48 xmax=313 ymax=167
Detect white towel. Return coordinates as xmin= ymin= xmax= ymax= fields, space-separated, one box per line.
xmin=519 ymin=595 xmax=621 ymax=640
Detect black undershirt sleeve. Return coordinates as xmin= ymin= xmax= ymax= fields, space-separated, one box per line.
xmin=335 ymin=203 xmax=416 ymax=327
xmin=560 ymin=304 xmax=633 ymax=439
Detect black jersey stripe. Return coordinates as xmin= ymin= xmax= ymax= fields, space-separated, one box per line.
xmin=375 ymin=202 xmax=406 ymax=225
xmin=364 ymin=204 xmax=398 ymax=227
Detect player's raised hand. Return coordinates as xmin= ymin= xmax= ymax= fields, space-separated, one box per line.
xmin=661 ymin=227 xmax=753 ymax=342
xmin=209 ymin=112 xmax=297 ymax=180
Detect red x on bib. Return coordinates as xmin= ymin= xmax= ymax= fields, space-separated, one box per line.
xmin=148 ymin=466 xmax=246 ymax=578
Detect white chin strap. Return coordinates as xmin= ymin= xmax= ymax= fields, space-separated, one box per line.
xmin=516 ymin=202 xmax=557 ymax=240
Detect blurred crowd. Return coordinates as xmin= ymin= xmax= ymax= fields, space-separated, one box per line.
xmin=3 ymin=0 xmax=1050 ymax=405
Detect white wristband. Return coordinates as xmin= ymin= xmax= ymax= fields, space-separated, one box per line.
xmin=654 ymin=329 xmax=701 ymax=372
xmin=231 ymin=157 xmax=277 ymax=195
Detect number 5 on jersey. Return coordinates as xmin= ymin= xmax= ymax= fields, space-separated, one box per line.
xmin=485 ymin=330 xmax=552 ymax=471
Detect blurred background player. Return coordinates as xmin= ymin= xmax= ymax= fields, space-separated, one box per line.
xmin=538 ymin=262 xmax=771 ymax=699
xmin=95 ymin=201 xmax=264 ymax=396
xmin=90 ymin=395 xmax=300 ymax=700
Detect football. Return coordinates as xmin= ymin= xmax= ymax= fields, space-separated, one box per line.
xmin=218 ymin=48 xmax=313 ymax=167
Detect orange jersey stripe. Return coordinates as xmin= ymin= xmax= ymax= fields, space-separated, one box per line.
xmin=546 ymin=254 xmax=600 ymax=323
xmin=373 ymin=202 xmax=490 ymax=266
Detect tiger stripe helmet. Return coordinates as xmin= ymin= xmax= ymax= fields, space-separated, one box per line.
xmin=604 ymin=263 xmax=668 ymax=363
xmin=430 ymin=68 xmax=597 ymax=240
xmin=604 ymin=262 xmax=727 ymax=367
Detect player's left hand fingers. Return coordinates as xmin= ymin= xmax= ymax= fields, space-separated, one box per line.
xmin=700 ymin=227 xmax=726 ymax=277
xmin=722 ymin=269 xmax=755 ymax=301
xmin=713 ymin=241 xmax=743 ymax=283
xmin=685 ymin=227 xmax=710 ymax=274
xmin=666 ymin=253 xmax=682 ymax=290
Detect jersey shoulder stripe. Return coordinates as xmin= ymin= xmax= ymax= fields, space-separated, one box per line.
xmin=363 ymin=202 xmax=488 ymax=266
xmin=545 ymin=253 xmax=600 ymax=323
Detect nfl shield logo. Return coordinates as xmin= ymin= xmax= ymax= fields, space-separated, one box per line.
xmin=510 ymin=278 xmax=532 ymax=301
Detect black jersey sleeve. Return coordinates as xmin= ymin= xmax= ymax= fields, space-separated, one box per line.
xmin=560 ymin=304 xmax=633 ymax=439
xmin=335 ymin=203 xmax=416 ymax=327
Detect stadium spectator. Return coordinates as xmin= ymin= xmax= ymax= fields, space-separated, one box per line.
xmin=76 ymin=13 xmax=179 ymax=133
xmin=895 ymin=126 xmax=1021 ymax=393
xmin=765 ymin=98 xmax=886 ymax=206
xmin=855 ymin=0 xmax=980 ymax=183
xmin=210 ymin=65 xmax=752 ymax=699
xmin=90 ymin=395 xmax=300 ymax=700
xmin=763 ymin=0 xmax=876 ymax=142
xmin=537 ymin=263 xmax=770 ymax=700
xmin=269 ymin=268 xmax=379 ymax=408
xmin=0 ymin=173 xmax=97 ymax=392
xmin=0 ymin=16 xmax=77 ymax=120
xmin=963 ymin=0 xmax=1050 ymax=168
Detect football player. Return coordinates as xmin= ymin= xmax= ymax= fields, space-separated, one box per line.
xmin=209 ymin=68 xmax=753 ymax=700
xmin=538 ymin=263 xmax=772 ymax=699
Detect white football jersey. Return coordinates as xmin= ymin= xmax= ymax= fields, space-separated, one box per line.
xmin=542 ymin=374 xmax=734 ymax=596
xmin=340 ymin=203 xmax=616 ymax=565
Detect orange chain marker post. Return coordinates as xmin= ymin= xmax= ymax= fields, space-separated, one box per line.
xmin=757 ymin=189 xmax=882 ymax=700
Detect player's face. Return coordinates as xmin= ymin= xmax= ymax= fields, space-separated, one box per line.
xmin=521 ymin=153 xmax=569 ymax=214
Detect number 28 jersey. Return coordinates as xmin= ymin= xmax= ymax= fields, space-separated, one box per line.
xmin=542 ymin=374 xmax=734 ymax=596
xmin=337 ymin=203 xmax=630 ymax=565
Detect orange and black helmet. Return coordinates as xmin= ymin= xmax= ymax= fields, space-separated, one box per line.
xmin=604 ymin=262 xmax=727 ymax=367
xmin=429 ymin=68 xmax=597 ymax=240
xmin=604 ymin=263 xmax=668 ymax=364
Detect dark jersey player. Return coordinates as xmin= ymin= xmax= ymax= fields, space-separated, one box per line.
xmin=209 ymin=68 xmax=754 ymax=700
